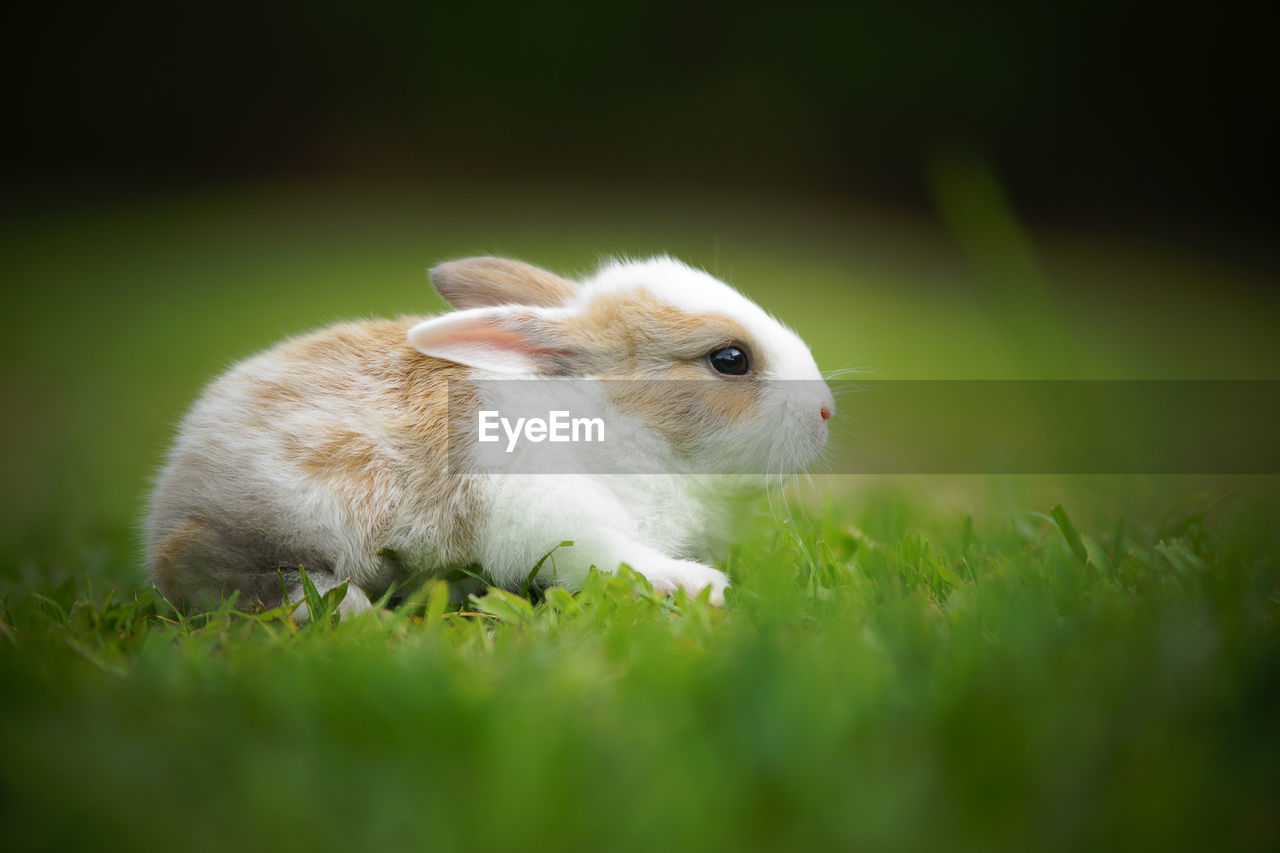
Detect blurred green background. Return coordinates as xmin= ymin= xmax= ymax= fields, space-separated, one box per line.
xmin=3 ymin=176 xmax=1277 ymax=576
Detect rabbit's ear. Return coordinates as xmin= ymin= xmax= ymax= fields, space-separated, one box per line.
xmin=408 ymin=307 xmax=572 ymax=374
xmin=430 ymin=257 xmax=577 ymax=309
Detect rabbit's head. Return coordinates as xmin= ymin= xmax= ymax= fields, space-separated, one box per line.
xmin=410 ymin=256 xmax=834 ymax=477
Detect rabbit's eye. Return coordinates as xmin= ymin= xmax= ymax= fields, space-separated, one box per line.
xmin=708 ymin=346 xmax=750 ymax=376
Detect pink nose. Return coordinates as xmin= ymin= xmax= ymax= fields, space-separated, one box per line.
xmin=820 ymin=407 xmax=832 ymax=421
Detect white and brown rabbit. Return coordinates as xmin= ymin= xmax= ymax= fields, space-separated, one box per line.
xmin=145 ymin=256 xmax=835 ymax=617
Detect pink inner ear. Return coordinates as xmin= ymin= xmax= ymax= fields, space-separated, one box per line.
xmin=410 ymin=311 xmax=573 ymax=373
xmin=469 ymin=324 xmax=532 ymax=350
xmin=466 ymin=324 xmax=566 ymax=357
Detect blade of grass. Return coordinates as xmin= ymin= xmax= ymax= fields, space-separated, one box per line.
xmin=520 ymin=541 xmax=574 ymax=598
xmin=1050 ymin=504 xmax=1089 ymax=565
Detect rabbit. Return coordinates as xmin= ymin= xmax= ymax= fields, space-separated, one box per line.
xmin=144 ymin=255 xmax=835 ymax=619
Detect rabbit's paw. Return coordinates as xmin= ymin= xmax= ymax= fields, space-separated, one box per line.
xmin=632 ymin=557 xmax=729 ymax=606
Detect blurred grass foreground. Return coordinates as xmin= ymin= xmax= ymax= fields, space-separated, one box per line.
xmin=1 ymin=178 xmax=1278 ymax=851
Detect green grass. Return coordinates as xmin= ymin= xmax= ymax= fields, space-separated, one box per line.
xmin=2 ymin=180 xmax=1279 ymax=851
xmin=2 ymin=494 xmax=1277 ymax=851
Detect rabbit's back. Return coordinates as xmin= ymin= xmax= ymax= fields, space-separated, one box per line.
xmin=145 ymin=318 xmax=481 ymax=609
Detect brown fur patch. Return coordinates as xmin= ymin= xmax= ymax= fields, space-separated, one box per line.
xmin=362 ymin=319 xmax=484 ymax=556
xmin=243 ymin=377 xmax=306 ymax=408
xmin=265 ymin=318 xmax=483 ymax=561
xmin=286 ymin=322 xmax=402 ymax=365
xmin=292 ymin=429 xmax=382 ymax=480
xmin=606 ymin=380 xmax=758 ymax=453
xmin=555 ymin=290 xmax=763 ymax=450
xmin=567 ymin=290 xmax=763 ymax=376
xmin=431 ymin=257 xmax=576 ymax=310
xmin=153 ymin=517 xmax=209 ymax=596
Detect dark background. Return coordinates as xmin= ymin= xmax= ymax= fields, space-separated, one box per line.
xmin=5 ymin=1 xmax=1275 ymax=237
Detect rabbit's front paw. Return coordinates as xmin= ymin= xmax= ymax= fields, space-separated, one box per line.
xmin=632 ymin=557 xmax=729 ymax=606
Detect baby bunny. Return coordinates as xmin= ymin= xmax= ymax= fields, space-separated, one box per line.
xmin=145 ymin=256 xmax=835 ymax=618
